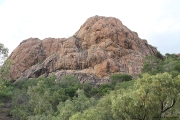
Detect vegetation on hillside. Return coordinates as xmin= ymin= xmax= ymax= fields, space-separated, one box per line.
xmin=0 ymin=43 xmax=8 ymax=66
xmin=0 ymin=43 xmax=180 ymax=120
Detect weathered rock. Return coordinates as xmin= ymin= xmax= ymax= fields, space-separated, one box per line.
xmin=8 ymin=38 xmax=65 ymax=79
xmin=9 ymin=38 xmax=45 ymax=79
xmin=9 ymin=16 xmax=158 ymax=84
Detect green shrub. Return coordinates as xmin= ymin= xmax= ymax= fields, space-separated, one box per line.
xmin=173 ymin=63 xmax=180 ymax=72
xmin=0 ymin=91 xmax=12 ymax=101
xmin=115 ymin=79 xmax=135 ymax=90
xmin=110 ymin=74 xmax=132 ymax=89
xmin=59 ymin=75 xmax=81 ymax=88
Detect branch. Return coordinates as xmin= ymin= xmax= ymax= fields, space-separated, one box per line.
xmin=142 ymin=108 xmax=147 ymax=120
xmin=162 ymin=99 xmax=176 ymax=113
xmin=159 ymin=99 xmax=163 ymax=113
xmin=117 ymin=114 xmax=126 ymax=120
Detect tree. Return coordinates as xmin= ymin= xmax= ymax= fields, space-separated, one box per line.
xmin=11 ymin=89 xmax=30 ymax=120
xmin=0 ymin=60 xmax=11 ymax=80
xmin=69 ymin=108 xmax=98 ymax=120
xmin=54 ymin=90 xmax=97 ymax=120
xmin=59 ymin=75 xmax=81 ymax=98
xmin=142 ymin=55 xmax=163 ymax=74
xmin=173 ymin=63 xmax=180 ymax=72
xmin=114 ymin=79 xmax=135 ymax=90
xmin=155 ymin=51 xmax=164 ymax=60
xmin=0 ymin=43 xmax=8 ymax=65
xmin=27 ymin=80 xmax=53 ymax=115
xmin=0 ymin=43 xmax=11 ymax=109
xmin=72 ymin=89 xmax=96 ymax=112
xmin=0 ymin=43 xmax=10 ymax=80
xmin=142 ymin=54 xmax=180 ymax=75
xmin=111 ymin=73 xmax=180 ymax=119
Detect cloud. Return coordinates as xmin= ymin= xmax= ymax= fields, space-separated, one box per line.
xmin=0 ymin=0 xmax=180 ymax=55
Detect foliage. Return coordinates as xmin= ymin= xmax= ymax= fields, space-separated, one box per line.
xmin=142 ymin=55 xmax=163 ymax=74
xmin=173 ymin=63 xmax=180 ymax=72
xmin=83 ymin=82 xmax=113 ymax=98
xmin=142 ymin=54 xmax=180 ymax=75
xmin=70 ymin=73 xmax=180 ymax=120
xmin=0 ymin=80 xmax=13 ymax=102
xmin=1 ymin=53 xmax=180 ymax=120
xmin=53 ymin=90 xmax=97 ymax=120
xmin=0 ymin=43 xmax=8 ymax=65
xmin=70 ymin=93 xmax=113 ymax=120
xmin=11 ymin=75 xmax=99 ymax=120
xmin=112 ymin=73 xmax=180 ymax=119
xmin=115 ymin=79 xmax=135 ymax=90
xmin=155 ymin=51 xmax=164 ymax=60
xmin=0 ymin=43 xmax=11 ymax=81
xmin=0 ymin=60 xmax=11 ymax=81
xmin=110 ymin=74 xmax=132 ymax=88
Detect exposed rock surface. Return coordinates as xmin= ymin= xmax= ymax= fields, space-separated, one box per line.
xmin=8 ymin=16 xmax=158 ymax=84
xmin=8 ymin=38 xmax=65 ymax=79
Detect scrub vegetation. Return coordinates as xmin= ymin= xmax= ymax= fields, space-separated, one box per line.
xmin=0 ymin=43 xmax=180 ymax=120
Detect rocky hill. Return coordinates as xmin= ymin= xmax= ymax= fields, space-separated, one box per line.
xmin=8 ymin=16 xmax=158 ymax=85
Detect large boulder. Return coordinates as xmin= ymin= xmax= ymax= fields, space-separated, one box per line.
xmin=8 ymin=16 xmax=158 ymax=84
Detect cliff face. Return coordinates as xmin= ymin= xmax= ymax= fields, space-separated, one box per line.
xmin=8 ymin=16 xmax=158 ymax=84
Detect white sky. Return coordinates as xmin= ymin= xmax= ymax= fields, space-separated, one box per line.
xmin=0 ymin=0 xmax=180 ymax=55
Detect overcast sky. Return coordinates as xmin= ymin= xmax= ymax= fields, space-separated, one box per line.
xmin=0 ymin=0 xmax=180 ymax=55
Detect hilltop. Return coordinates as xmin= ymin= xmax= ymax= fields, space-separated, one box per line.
xmin=8 ymin=16 xmax=158 ymax=84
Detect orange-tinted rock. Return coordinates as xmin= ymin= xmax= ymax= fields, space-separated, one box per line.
xmin=9 ymin=16 xmax=158 ymax=84
xmin=8 ymin=38 xmax=65 ymax=79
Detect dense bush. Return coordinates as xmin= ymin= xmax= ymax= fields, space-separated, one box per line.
xmin=142 ymin=54 xmax=180 ymax=75
xmin=0 ymin=80 xmax=13 ymax=102
xmin=173 ymin=63 xmax=180 ymax=72
xmin=110 ymin=73 xmax=132 ymax=89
